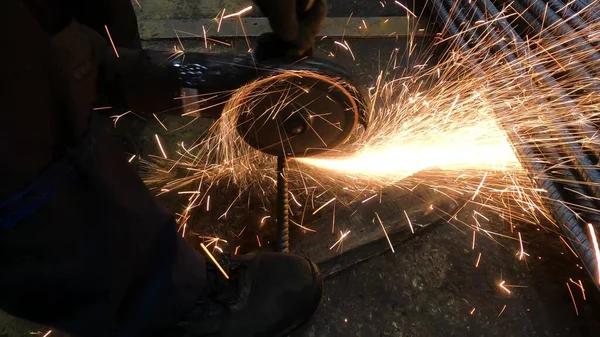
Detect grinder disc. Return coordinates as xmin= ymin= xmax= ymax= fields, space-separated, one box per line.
xmin=235 ymin=59 xmax=367 ymax=157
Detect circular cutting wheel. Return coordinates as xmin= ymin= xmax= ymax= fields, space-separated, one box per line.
xmin=235 ymin=59 xmax=367 ymax=158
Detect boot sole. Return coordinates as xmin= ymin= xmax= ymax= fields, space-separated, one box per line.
xmin=274 ymin=258 xmax=324 ymax=337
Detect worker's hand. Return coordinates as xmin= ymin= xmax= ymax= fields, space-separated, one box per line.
xmin=253 ymin=0 xmax=327 ymax=56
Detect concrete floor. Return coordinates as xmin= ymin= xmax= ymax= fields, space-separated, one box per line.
xmin=2 ymin=0 xmax=600 ymax=336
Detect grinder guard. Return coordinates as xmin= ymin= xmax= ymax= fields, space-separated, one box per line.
xmin=169 ymin=52 xmax=369 ymax=157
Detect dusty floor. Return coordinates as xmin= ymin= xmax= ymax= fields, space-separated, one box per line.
xmin=2 ymin=1 xmax=600 ymax=336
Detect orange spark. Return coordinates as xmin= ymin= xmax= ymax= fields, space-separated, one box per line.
xmin=569 ymin=278 xmax=586 ymax=300
xmin=587 ymin=223 xmax=600 ymax=284
xmin=394 ymin=1 xmax=417 ymax=17
xmin=566 ymin=282 xmax=579 ymax=315
xmin=497 ymin=305 xmax=507 ymax=317
xmin=376 ymin=212 xmax=395 ymax=253
xmin=152 ymin=113 xmax=168 ymax=131
xmin=329 ymin=230 xmax=351 ymax=250
xmin=312 ymin=197 xmax=336 ymax=215
xmin=223 ymin=6 xmax=252 ymax=19
xmin=475 ymin=252 xmax=482 ymax=267
xmin=200 ymin=243 xmax=229 ymax=279
xmin=404 ymin=210 xmax=414 ymax=234
xmin=498 ymin=280 xmax=512 ymax=294
xmin=104 ymin=25 xmax=120 ymax=58
xmin=154 ymin=134 xmax=168 ymax=159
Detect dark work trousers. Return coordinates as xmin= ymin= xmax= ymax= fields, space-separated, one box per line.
xmin=0 ymin=116 xmax=207 ymax=336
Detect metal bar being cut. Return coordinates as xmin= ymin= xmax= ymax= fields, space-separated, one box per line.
xmin=138 ymin=16 xmax=434 ymax=40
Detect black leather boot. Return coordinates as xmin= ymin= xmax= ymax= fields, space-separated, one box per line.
xmin=165 ymin=252 xmax=323 ymax=337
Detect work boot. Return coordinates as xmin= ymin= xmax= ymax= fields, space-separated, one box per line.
xmin=165 ymin=252 xmax=323 ymax=337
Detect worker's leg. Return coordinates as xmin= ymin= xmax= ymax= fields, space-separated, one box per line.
xmin=0 ymin=121 xmax=207 ymax=337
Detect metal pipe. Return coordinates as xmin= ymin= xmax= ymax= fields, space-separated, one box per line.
xmin=561 ymin=0 xmax=600 ymax=25
xmin=430 ymin=0 xmax=600 ymax=285
xmin=521 ymin=0 xmax=600 ymax=63
xmin=509 ymin=0 xmax=600 ymax=87
xmin=469 ymin=0 xmax=600 ymax=197
xmin=547 ymin=0 xmax=590 ymax=31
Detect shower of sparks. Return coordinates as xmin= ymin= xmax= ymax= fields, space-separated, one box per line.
xmin=200 ymin=243 xmax=229 ymax=279
xmin=104 ymin=25 xmax=119 ymax=58
xmin=475 ymin=252 xmax=482 ymax=267
xmin=141 ymin=2 xmax=600 ymax=294
xmin=42 ymin=331 xmax=52 ymax=337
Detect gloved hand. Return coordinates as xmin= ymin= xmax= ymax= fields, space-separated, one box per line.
xmin=253 ymin=0 xmax=327 ymax=59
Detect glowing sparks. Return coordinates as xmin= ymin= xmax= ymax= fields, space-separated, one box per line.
xmin=394 ymin=0 xmax=417 ymax=17
xmin=569 ymin=278 xmax=586 ymax=300
xmin=376 ymin=212 xmax=395 ymax=253
xmin=404 ymin=210 xmax=414 ymax=234
xmin=312 ymin=197 xmax=336 ymax=215
xmin=516 ymin=232 xmax=530 ymax=260
xmin=222 ymin=6 xmax=252 ymax=19
xmin=260 ymin=216 xmax=271 ymax=226
xmin=140 ymin=2 xmax=600 ymax=300
xmin=200 ymin=243 xmax=229 ymax=279
xmin=362 ymin=194 xmax=377 ymax=203
xmin=559 ymin=236 xmax=579 ymax=258
xmin=587 ymin=223 xmax=600 ymax=284
xmin=153 ymin=113 xmax=168 ymax=131
xmin=256 ymin=234 xmax=262 ymax=247
xmin=472 ymin=172 xmax=488 ymax=200
xmin=154 ymin=134 xmax=168 ymax=159
xmin=329 ymin=230 xmax=351 ymax=251
xmin=128 ymin=154 xmax=136 ymax=163
xmin=498 ymin=280 xmax=512 ymax=294
xmin=104 ymin=25 xmax=119 ymax=58
xmin=497 ymin=305 xmax=507 ymax=317
xmin=566 ymin=282 xmax=579 ymax=315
